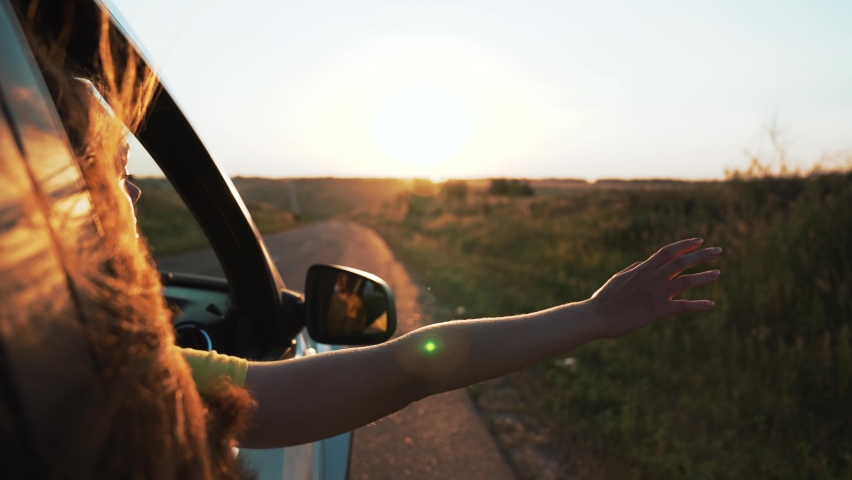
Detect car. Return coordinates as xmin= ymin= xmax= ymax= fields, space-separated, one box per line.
xmin=0 ymin=1 xmax=397 ymax=478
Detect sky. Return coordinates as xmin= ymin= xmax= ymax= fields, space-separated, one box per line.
xmin=106 ymin=0 xmax=852 ymax=180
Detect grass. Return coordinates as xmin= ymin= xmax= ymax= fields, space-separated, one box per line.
xmin=352 ymin=172 xmax=852 ymax=479
xmin=134 ymin=178 xmax=300 ymax=257
xmin=134 ymin=177 xmax=409 ymax=257
xmin=231 ymin=177 xmax=409 ymax=219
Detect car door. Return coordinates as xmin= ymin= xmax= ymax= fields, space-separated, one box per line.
xmin=236 ymin=330 xmax=354 ymax=480
xmin=3 ymin=1 xmax=353 ymax=479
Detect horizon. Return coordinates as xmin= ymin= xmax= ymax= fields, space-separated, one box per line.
xmin=111 ymin=0 xmax=852 ymax=181
xmin=137 ymin=173 xmax=822 ymax=183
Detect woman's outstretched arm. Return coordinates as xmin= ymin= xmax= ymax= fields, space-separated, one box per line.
xmin=240 ymin=238 xmax=721 ymax=448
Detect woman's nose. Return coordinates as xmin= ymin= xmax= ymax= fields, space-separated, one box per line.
xmin=125 ymin=180 xmax=142 ymax=205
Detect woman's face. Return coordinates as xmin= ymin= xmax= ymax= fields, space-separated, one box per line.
xmin=336 ymin=273 xmax=352 ymax=294
xmin=117 ymin=142 xmax=142 ymax=226
xmin=120 ymin=171 xmax=141 ymax=207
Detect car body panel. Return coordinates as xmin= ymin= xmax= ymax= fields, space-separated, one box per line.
xmin=239 ymin=333 xmax=351 ymax=480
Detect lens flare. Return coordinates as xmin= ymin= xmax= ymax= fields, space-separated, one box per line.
xmin=424 ymin=341 xmax=437 ymax=353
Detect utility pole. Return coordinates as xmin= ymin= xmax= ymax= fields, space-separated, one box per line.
xmin=288 ymin=180 xmax=300 ymax=215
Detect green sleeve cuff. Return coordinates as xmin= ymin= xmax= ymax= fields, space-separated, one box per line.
xmin=179 ymin=347 xmax=248 ymax=391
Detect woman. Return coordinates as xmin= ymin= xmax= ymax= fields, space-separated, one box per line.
xmin=2 ymin=3 xmax=253 ymax=479
xmin=326 ymin=273 xmax=368 ymax=335
xmin=4 ymin=0 xmax=722 ymax=476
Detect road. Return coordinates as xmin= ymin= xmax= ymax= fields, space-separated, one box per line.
xmin=157 ymin=221 xmax=515 ymax=480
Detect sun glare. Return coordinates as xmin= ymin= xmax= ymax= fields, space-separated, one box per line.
xmin=288 ymin=35 xmax=573 ymax=178
xmin=371 ymin=86 xmax=472 ymax=167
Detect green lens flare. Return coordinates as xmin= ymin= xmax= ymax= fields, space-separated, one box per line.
xmin=424 ymin=341 xmax=436 ymax=353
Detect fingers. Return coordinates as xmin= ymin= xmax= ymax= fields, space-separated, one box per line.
xmin=668 ymin=270 xmax=720 ymax=295
xmin=669 ymin=299 xmax=715 ymax=314
xmin=659 ymin=247 xmax=722 ymax=279
xmin=646 ymin=238 xmax=704 ymax=270
xmin=617 ymin=261 xmax=642 ymax=275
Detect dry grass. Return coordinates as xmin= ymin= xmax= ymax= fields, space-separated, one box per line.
xmin=353 ymin=172 xmax=852 ymax=479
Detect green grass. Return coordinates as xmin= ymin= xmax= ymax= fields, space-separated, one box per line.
xmin=353 ymin=173 xmax=852 ymax=479
xmin=231 ymin=177 xmax=409 ymax=219
xmin=134 ymin=177 xmax=409 ymax=257
xmin=134 ymin=178 xmax=300 ymax=257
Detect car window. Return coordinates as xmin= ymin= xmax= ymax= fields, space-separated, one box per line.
xmin=126 ymin=133 xmax=225 ymax=278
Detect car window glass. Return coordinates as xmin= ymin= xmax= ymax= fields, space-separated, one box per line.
xmin=126 ymin=133 xmax=225 ymax=278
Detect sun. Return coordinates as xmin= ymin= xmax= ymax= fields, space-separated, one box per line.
xmin=371 ymin=85 xmax=472 ymax=168
xmin=288 ymin=35 xmax=570 ymax=178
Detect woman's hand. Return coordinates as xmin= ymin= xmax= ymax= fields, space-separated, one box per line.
xmin=587 ymin=238 xmax=721 ymax=339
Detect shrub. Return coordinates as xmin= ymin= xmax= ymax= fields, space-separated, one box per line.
xmin=442 ymin=180 xmax=469 ymax=201
xmin=488 ymin=178 xmax=535 ymax=197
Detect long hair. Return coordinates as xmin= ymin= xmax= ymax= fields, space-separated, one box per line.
xmin=5 ymin=2 xmax=254 ymax=478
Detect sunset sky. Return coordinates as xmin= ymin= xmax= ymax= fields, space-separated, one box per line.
xmin=107 ymin=0 xmax=851 ymax=180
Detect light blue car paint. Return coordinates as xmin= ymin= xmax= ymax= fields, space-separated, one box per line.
xmin=240 ymin=332 xmax=351 ymax=480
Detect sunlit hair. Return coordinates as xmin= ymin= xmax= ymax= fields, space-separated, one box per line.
xmin=8 ymin=2 xmax=254 ymax=478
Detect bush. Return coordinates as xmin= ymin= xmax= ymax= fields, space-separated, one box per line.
xmin=488 ymin=178 xmax=535 ymax=197
xmin=442 ymin=180 xmax=469 ymax=201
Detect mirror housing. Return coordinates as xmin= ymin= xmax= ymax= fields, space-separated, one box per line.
xmin=305 ymin=264 xmax=397 ymax=345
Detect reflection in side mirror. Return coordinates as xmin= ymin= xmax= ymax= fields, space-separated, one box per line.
xmin=305 ymin=264 xmax=397 ymax=345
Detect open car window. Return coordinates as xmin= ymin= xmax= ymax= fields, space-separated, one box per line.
xmin=126 ymin=133 xmax=225 ymax=278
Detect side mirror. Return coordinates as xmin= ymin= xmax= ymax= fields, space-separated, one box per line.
xmin=305 ymin=264 xmax=397 ymax=345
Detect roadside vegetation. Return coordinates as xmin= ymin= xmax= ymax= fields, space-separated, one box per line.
xmin=352 ymin=169 xmax=852 ymax=479
xmin=135 ymin=177 xmax=409 ymax=257
xmin=231 ymin=177 xmax=408 ymax=218
xmin=134 ymin=178 xmax=300 ymax=257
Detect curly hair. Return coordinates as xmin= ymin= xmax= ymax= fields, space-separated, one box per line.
xmin=2 ymin=2 xmax=255 ymax=478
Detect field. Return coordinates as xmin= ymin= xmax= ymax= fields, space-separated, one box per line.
xmin=352 ymin=172 xmax=852 ymax=479
xmin=230 ymin=177 xmax=409 ymax=219
xmin=135 ymin=171 xmax=852 ymax=478
xmin=134 ymin=177 xmax=407 ymax=256
xmin=134 ymin=178 xmax=301 ymax=257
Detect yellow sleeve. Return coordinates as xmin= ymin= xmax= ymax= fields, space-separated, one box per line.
xmin=179 ymin=348 xmax=248 ymax=390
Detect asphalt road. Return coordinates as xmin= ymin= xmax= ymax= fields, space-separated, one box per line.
xmin=157 ymin=221 xmax=515 ymax=480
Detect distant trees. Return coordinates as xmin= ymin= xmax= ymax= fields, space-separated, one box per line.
xmin=406 ymin=179 xmax=440 ymax=216
xmin=407 ymin=180 xmax=470 ymax=216
xmin=488 ymin=178 xmax=534 ymax=197
xmin=402 ymin=178 xmax=535 ymax=218
xmin=441 ymin=180 xmax=469 ymax=201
